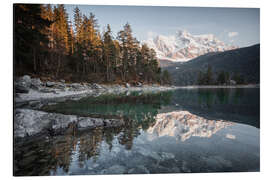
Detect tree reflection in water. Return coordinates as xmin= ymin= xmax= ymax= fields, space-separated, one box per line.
xmin=14 ymin=91 xmax=173 ymax=176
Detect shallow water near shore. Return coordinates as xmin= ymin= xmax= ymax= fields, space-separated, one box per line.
xmin=14 ymin=88 xmax=260 ymax=175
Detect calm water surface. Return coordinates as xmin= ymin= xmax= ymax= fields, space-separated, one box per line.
xmin=14 ymin=88 xmax=260 ymax=175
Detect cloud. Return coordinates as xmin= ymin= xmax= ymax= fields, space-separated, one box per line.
xmin=228 ymin=32 xmax=239 ymax=38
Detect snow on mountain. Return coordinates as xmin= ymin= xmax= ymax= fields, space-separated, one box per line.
xmin=143 ymin=30 xmax=238 ymax=62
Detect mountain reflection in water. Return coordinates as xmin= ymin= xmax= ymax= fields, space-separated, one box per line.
xmin=14 ymin=88 xmax=260 ymax=175
xmin=148 ymin=111 xmax=233 ymax=142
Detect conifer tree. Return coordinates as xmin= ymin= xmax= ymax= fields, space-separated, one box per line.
xmin=103 ymin=24 xmax=117 ymax=81
xmin=14 ymin=4 xmax=51 ymax=74
xmin=205 ymin=64 xmax=213 ymax=85
xmin=217 ymin=71 xmax=226 ymax=85
xmin=14 ymin=5 xmax=165 ymax=85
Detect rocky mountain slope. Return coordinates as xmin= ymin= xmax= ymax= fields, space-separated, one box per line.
xmin=144 ymin=30 xmax=237 ymax=62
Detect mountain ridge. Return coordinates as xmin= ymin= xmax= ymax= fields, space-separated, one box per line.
xmin=143 ymin=30 xmax=238 ymax=62
xmin=163 ymin=44 xmax=260 ymax=86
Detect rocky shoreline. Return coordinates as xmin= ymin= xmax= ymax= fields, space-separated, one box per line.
xmin=14 ymin=75 xmax=177 ymax=139
xmin=15 ymin=75 xmax=177 ymax=109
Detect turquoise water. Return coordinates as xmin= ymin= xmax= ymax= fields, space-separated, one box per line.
xmin=14 ymin=88 xmax=260 ymax=175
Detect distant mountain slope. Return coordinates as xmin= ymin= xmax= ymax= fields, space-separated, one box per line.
xmin=164 ymin=44 xmax=260 ymax=86
xmin=143 ymin=30 xmax=237 ymax=62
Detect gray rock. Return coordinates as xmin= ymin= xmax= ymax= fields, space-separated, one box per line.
xmin=46 ymin=113 xmax=77 ymax=130
xmin=77 ymin=117 xmax=96 ymax=129
xmin=21 ymin=75 xmax=31 ymax=82
xmin=14 ymin=109 xmax=78 ymax=138
xmin=54 ymin=83 xmax=66 ymax=89
xmin=28 ymin=100 xmax=41 ymax=107
xmin=39 ymin=88 xmax=56 ymax=93
xmin=78 ymin=117 xmax=104 ymax=129
xmin=20 ymin=75 xmax=32 ymax=87
xmin=68 ymin=83 xmax=85 ymax=91
xmin=30 ymin=84 xmax=40 ymax=91
xmin=14 ymin=108 xmax=125 ymax=138
xmin=14 ymin=109 xmax=50 ymax=138
xmin=15 ymin=101 xmax=29 ymax=108
xmin=92 ymin=83 xmax=103 ymax=89
xmin=46 ymin=81 xmax=56 ymax=87
xmin=15 ymin=84 xmax=29 ymax=93
xmin=31 ymin=78 xmax=42 ymax=86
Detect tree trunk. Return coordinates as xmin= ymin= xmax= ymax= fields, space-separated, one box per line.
xmin=56 ymin=53 xmax=61 ymax=77
xmin=33 ymin=48 xmax=36 ymax=73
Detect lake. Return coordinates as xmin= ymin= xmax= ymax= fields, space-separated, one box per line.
xmin=14 ymin=88 xmax=260 ymax=175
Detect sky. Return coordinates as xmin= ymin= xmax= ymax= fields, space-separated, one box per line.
xmin=64 ymin=5 xmax=259 ymax=48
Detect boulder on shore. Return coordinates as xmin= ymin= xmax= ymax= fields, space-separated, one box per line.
xmin=46 ymin=81 xmax=56 ymax=87
xmin=14 ymin=109 xmax=125 ymax=138
xmin=92 ymin=83 xmax=103 ymax=89
xmin=20 ymin=75 xmax=32 ymax=87
xmin=15 ymin=84 xmax=29 ymax=93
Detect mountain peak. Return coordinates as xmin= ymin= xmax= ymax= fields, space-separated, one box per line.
xmin=176 ymin=30 xmax=191 ymax=38
xmin=143 ymin=30 xmax=238 ymax=62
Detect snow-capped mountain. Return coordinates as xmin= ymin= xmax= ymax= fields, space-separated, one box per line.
xmin=143 ymin=30 xmax=238 ymax=62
